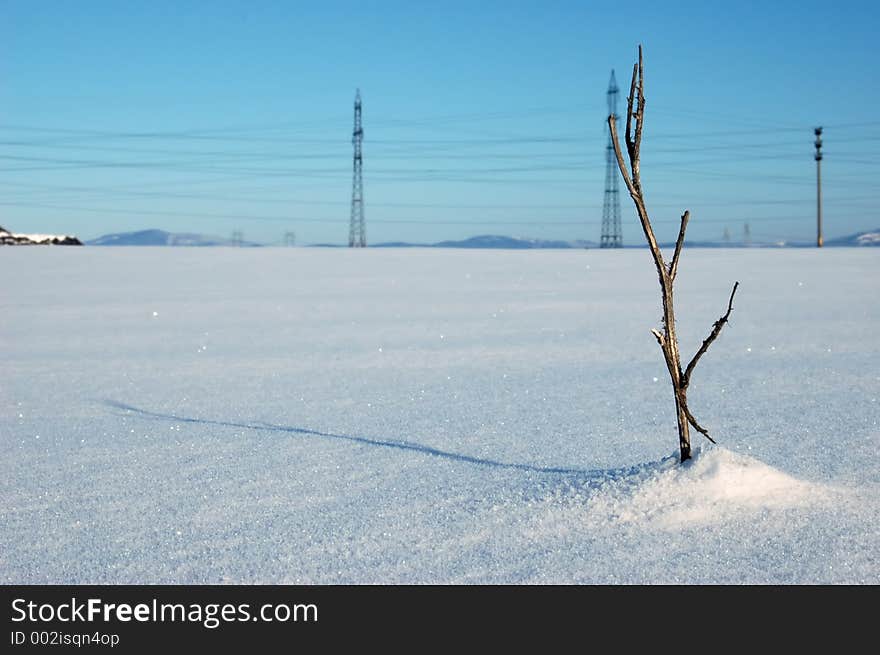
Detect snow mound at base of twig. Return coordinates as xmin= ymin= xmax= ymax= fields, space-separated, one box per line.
xmin=583 ymin=446 xmax=827 ymax=530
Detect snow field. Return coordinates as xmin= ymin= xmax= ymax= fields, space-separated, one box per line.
xmin=1 ymin=247 xmax=878 ymax=583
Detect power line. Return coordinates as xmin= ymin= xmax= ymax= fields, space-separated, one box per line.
xmin=6 ymin=179 xmax=871 ymax=207
xmin=2 ymin=110 xmax=877 ymax=243
xmin=0 ymin=200 xmax=862 ymax=227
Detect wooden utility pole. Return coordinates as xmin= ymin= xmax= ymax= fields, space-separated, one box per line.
xmin=815 ymin=127 xmax=823 ymax=247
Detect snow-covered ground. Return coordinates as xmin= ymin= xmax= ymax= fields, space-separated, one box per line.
xmin=1 ymin=247 xmax=877 ymax=583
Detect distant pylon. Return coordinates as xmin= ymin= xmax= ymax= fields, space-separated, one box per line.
xmin=284 ymin=231 xmax=296 ymax=247
xmin=600 ymin=70 xmax=622 ymax=248
xmin=231 ymin=230 xmax=243 ymax=247
xmin=743 ymin=222 xmax=751 ymax=247
xmin=349 ymin=89 xmax=366 ymax=247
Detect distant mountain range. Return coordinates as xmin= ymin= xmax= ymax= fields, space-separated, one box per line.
xmin=374 ymin=235 xmax=596 ymax=249
xmin=86 ymin=231 xmax=595 ymax=249
xmin=84 ymin=228 xmax=880 ymax=249
xmin=87 ymin=229 xmax=261 ymax=247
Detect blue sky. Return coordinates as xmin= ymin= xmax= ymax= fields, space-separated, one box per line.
xmin=1 ymin=0 xmax=878 ymax=245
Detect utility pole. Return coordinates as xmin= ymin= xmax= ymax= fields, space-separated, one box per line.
xmin=600 ymin=70 xmax=622 ymax=248
xmin=815 ymin=126 xmax=823 ymax=247
xmin=349 ymin=89 xmax=366 ymax=247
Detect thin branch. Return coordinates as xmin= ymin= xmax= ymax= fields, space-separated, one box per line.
xmin=625 ymin=62 xmax=637 ymax=160
xmin=609 ymin=115 xmax=666 ymax=277
xmin=682 ymin=281 xmax=740 ymax=387
xmin=632 ymin=45 xmax=645 ymax=165
xmin=608 ymin=115 xmax=636 ymax=197
xmin=650 ymin=328 xmax=665 ymax=346
xmin=651 ymin=329 xmax=683 ymax=388
xmin=681 ymin=399 xmax=717 ymax=444
xmin=669 ymin=211 xmax=689 ymax=280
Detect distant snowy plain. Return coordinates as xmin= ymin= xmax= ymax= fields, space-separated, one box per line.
xmin=1 ymin=247 xmax=877 ymax=583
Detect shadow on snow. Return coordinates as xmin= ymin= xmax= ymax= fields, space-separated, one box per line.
xmin=103 ymin=399 xmax=602 ymax=476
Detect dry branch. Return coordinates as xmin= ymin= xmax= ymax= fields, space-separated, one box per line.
xmin=682 ymin=281 xmax=740 ymax=388
xmin=680 ymin=398 xmax=717 ymax=444
xmin=607 ymin=45 xmax=739 ymax=462
xmin=669 ymin=211 xmax=689 ymax=281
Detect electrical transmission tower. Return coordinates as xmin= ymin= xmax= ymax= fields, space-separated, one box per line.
xmin=600 ymin=70 xmax=622 ymax=248
xmin=284 ymin=231 xmax=296 ymax=247
xmin=349 ymin=89 xmax=366 ymax=247
xmin=230 ymin=230 xmax=243 ymax=247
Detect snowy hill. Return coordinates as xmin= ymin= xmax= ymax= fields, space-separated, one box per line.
xmin=0 ymin=224 xmax=82 ymax=246
xmin=87 ymin=229 xmax=261 ymax=247
xmin=372 ymin=235 xmax=595 ymax=249
xmin=825 ymin=228 xmax=880 ymax=247
xmin=578 ymin=446 xmax=825 ymax=530
xmin=433 ymin=235 xmax=591 ymax=249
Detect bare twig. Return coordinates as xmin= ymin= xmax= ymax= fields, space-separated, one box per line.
xmin=650 ymin=328 xmax=665 ymax=346
xmin=682 ymin=281 xmax=740 ymax=388
xmin=608 ymin=116 xmax=636 ymax=197
xmin=632 ymin=46 xmax=645 ymax=168
xmin=652 ymin=328 xmax=680 ymax=388
xmin=681 ymin=399 xmax=717 ymax=444
xmin=625 ymin=63 xmax=637 ymax=160
xmin=669 ymin=211 xmax=689 ymax=280
xmin=609 ymin=113 xmax=665 ymax=275
xmin=606 ymin=45 xmax=740 ymax=462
